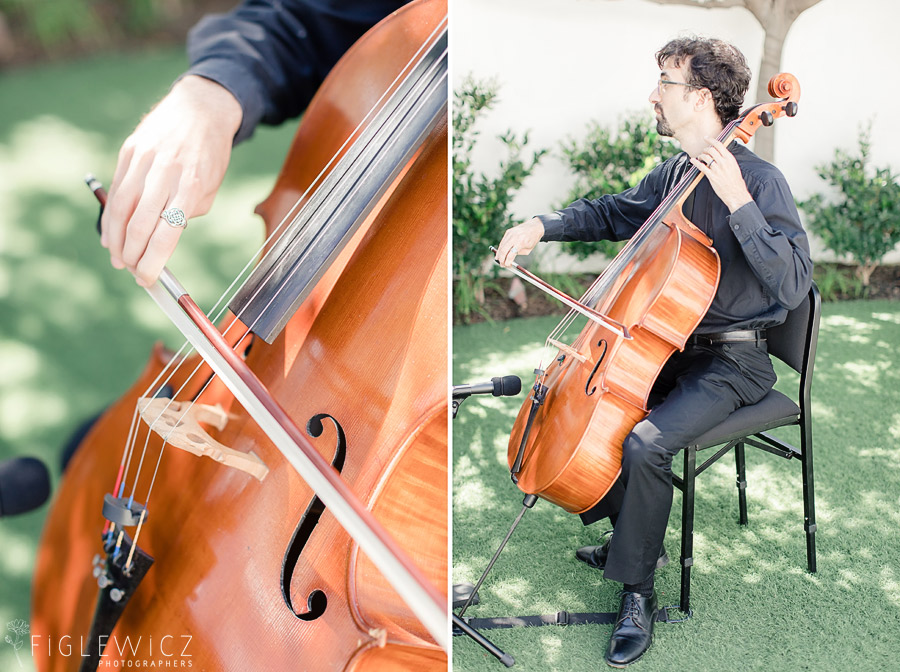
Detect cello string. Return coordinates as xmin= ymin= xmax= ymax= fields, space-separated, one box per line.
xmin=112 ymin=345 xmax=204 ymax=501
xmin=133 ymin=16 xmax=448 ymax=409
xmin=141 ymin=48 xmax=450 ymax=510
xmin=120 ymin=326 xmax=251 ymax=504
xmin=105 ymin=407 xmax=142 ymax=542
xmin=124 ymin=410 xmax=162 ymax=507
xmin=230 ymin=53 xmax=448 ymax=344
xmin=108 ymin=315 xmax=230 ymax=500
xmin=207 ymin=21 xmax=449 ymax=346
xmin=166 ymin=15 xmax=450 ymax=353
xmin=124 ymin=20 xmax=449 ymax=509
xmin=127 ymin=17 xmax=446 ymax=408
xmin=130 ymin=14 xmax=447 ymax=407
xmin=532 ymin=119 xmax=741 ymax=378
xmin=560 ymin=118 xmax=739 ymax=325
xmin=106 ymin=341 xmax=197 ymax=496
xmin=535 ymin=118 xmax=745 ymax=395
xmin=139 ymin=27 xmax=448 ymax=447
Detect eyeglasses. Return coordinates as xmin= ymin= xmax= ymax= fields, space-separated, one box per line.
xmin=657 ymin=78 xmax=698 ymax=94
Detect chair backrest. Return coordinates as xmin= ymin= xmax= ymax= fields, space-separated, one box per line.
xmin=765 ymin=282 xmax=821 ymax=405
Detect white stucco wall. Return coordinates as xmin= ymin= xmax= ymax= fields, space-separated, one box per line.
xmin=452 ymin=0 xmax=900 ymax=269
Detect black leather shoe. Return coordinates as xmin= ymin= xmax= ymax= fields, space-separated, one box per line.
xmin=604 ymin=590 xmax=658 ymax=668
xmin=575 ymin=533 xmax=669 ymax=571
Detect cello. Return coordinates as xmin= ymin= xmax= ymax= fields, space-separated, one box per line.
xmin=505 ymin=74 xmax=801 ymax=514
xmin=32 ymin=1 xmax=449 ymax=669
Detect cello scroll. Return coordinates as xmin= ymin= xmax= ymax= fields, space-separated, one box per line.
xmin=733 ymin=73 xmax=800 ymax=143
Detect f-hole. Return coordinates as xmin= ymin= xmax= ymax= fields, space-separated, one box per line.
xmin=280 ymin=413 xmax=347 ymax=621
xmin=585 ymin=339 xmax=608 ymax=396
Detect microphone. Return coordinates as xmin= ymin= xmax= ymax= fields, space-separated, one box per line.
xmin=452 ymin=376 xmax=522 ymax=399
xmin=0 ymin=456 xmax=52 ymax=517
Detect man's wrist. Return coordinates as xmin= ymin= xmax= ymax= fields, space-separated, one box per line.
xmin=526 ymin=217 xmax=546 ymax=239
xmin=173 ymin=75 xmax=243 ymax=139
xmin=726 ymin=191 xmax=753 ymax=214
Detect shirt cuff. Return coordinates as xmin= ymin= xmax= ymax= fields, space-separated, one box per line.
xmin=178 ymin=58 xmax=265 ymax=145
xmin=725 ymin=200 xmax=763 ymax=244
xmin=537 ymin=212 xmax=565 ymax=241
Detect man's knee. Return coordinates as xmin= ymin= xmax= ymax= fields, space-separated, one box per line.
xmin=622 ymin=428 xmax=673 ymax=477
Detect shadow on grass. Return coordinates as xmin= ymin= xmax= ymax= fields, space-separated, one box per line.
xmin=453 ymin=303 xmax=900 ymax=671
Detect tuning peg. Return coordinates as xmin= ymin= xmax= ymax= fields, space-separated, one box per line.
xmin=759 ymin=110 xmax=774 ymax=127
xmin=784 ymin=101 xmax=798 ymax=117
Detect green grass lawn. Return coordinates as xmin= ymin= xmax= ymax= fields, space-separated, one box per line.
xmin=453 ymin=301 xmax=900 ymax=672
xmin=0 ymin=49 xmax=296 ymax=671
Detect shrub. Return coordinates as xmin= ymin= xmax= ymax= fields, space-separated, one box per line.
xmin=0 ymin=0 xmax=207 ymax=62
xmin=799 ymin=126 xmax=900 ymax=289
xmin=0 ymin=0 xmax=103 ymax=52
xmin=557 ymin=113 xmax=675 ymax=260
xmin=452 ymin=76 xmax=546 ymax=322
xmin=813 ymin=264 xmax=863 ymax=302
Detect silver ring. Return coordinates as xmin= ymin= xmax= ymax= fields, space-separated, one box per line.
xmin=510 ymin=246 xmax=519 ymax=256
xmin=708 ymin=159 xmax=716 ymax=167
xmin=161 ymin=207 xmax=187 ymax=229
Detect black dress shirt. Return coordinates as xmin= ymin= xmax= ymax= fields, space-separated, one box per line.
xmin=183 ymin=0 xmax=408 ymax=143
xmin=537 ymin=143 xmax=813 ymax=333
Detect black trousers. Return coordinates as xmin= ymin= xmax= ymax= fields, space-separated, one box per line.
xmin=579 ymin=340 xmax=777 ymax=585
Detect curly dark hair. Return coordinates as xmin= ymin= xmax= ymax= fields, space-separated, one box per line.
xmin=656 ymin=37 xmax=751 ymax=124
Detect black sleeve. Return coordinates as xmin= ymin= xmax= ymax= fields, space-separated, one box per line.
xmin=726 ymin=175 xmax=813 ymax=310
xmin=182 ymin=0 xmax=408 ymax=143
xmin=537 ymin=159 xmax=672 ymax=243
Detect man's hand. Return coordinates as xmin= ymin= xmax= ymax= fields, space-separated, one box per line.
xmin=495 ymin=217 xmax=545 ymax=267
xmin=690 ymin=137 xmax=752 ymax=213
xmin=101 ymin=75 xmax=243 ymax=286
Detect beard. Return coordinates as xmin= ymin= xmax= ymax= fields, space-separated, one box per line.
xmin=655 ymin=105 xmax=674 ymax=137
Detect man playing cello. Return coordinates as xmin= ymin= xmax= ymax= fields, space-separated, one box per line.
xmin=495 ymin=36 xmax=811 ymax=667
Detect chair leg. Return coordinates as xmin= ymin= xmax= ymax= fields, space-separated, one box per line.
xmin=679 ymin=446 xmax=697 ymax=614
xmin=800 ymin=427 xmax=817 ymax=573
xmin=735 ymin=441 xmax=748 ymax=526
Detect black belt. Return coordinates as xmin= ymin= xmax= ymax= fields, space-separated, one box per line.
xmin=688 ymin=329 xmax=766 ymax=345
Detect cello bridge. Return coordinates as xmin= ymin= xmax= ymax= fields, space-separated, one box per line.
xmin=547 ymin=339 xmax=587 ymax=364
xmin=137 ymin=397 xmax=269 ymax=481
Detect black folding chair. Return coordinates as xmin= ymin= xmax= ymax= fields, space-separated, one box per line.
xmin=672 ymin=282 xmax=821 ymax=614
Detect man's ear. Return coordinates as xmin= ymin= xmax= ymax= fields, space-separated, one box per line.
xmin=694 ymin=87 xmax=714 ymax=112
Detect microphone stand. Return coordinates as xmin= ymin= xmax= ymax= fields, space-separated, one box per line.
xmin=452 ymin=376 xmax=526 ymax=667
xmin=451 ymin=397 xmax=463 ymax=420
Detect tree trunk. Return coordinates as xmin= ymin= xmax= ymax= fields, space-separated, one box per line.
xmin=752 ymin=25 xmax=789 ymax=162
xmin=747 ymin=1 xmax=793 ymax=163
xmin=857 ymin=263 xmax=877 ymax=288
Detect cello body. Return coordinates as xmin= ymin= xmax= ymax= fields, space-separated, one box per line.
xmin=32 ymin=1 xmax=448 ymax=669
xmin=508 ymin=200 xmax=719 ymax=514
